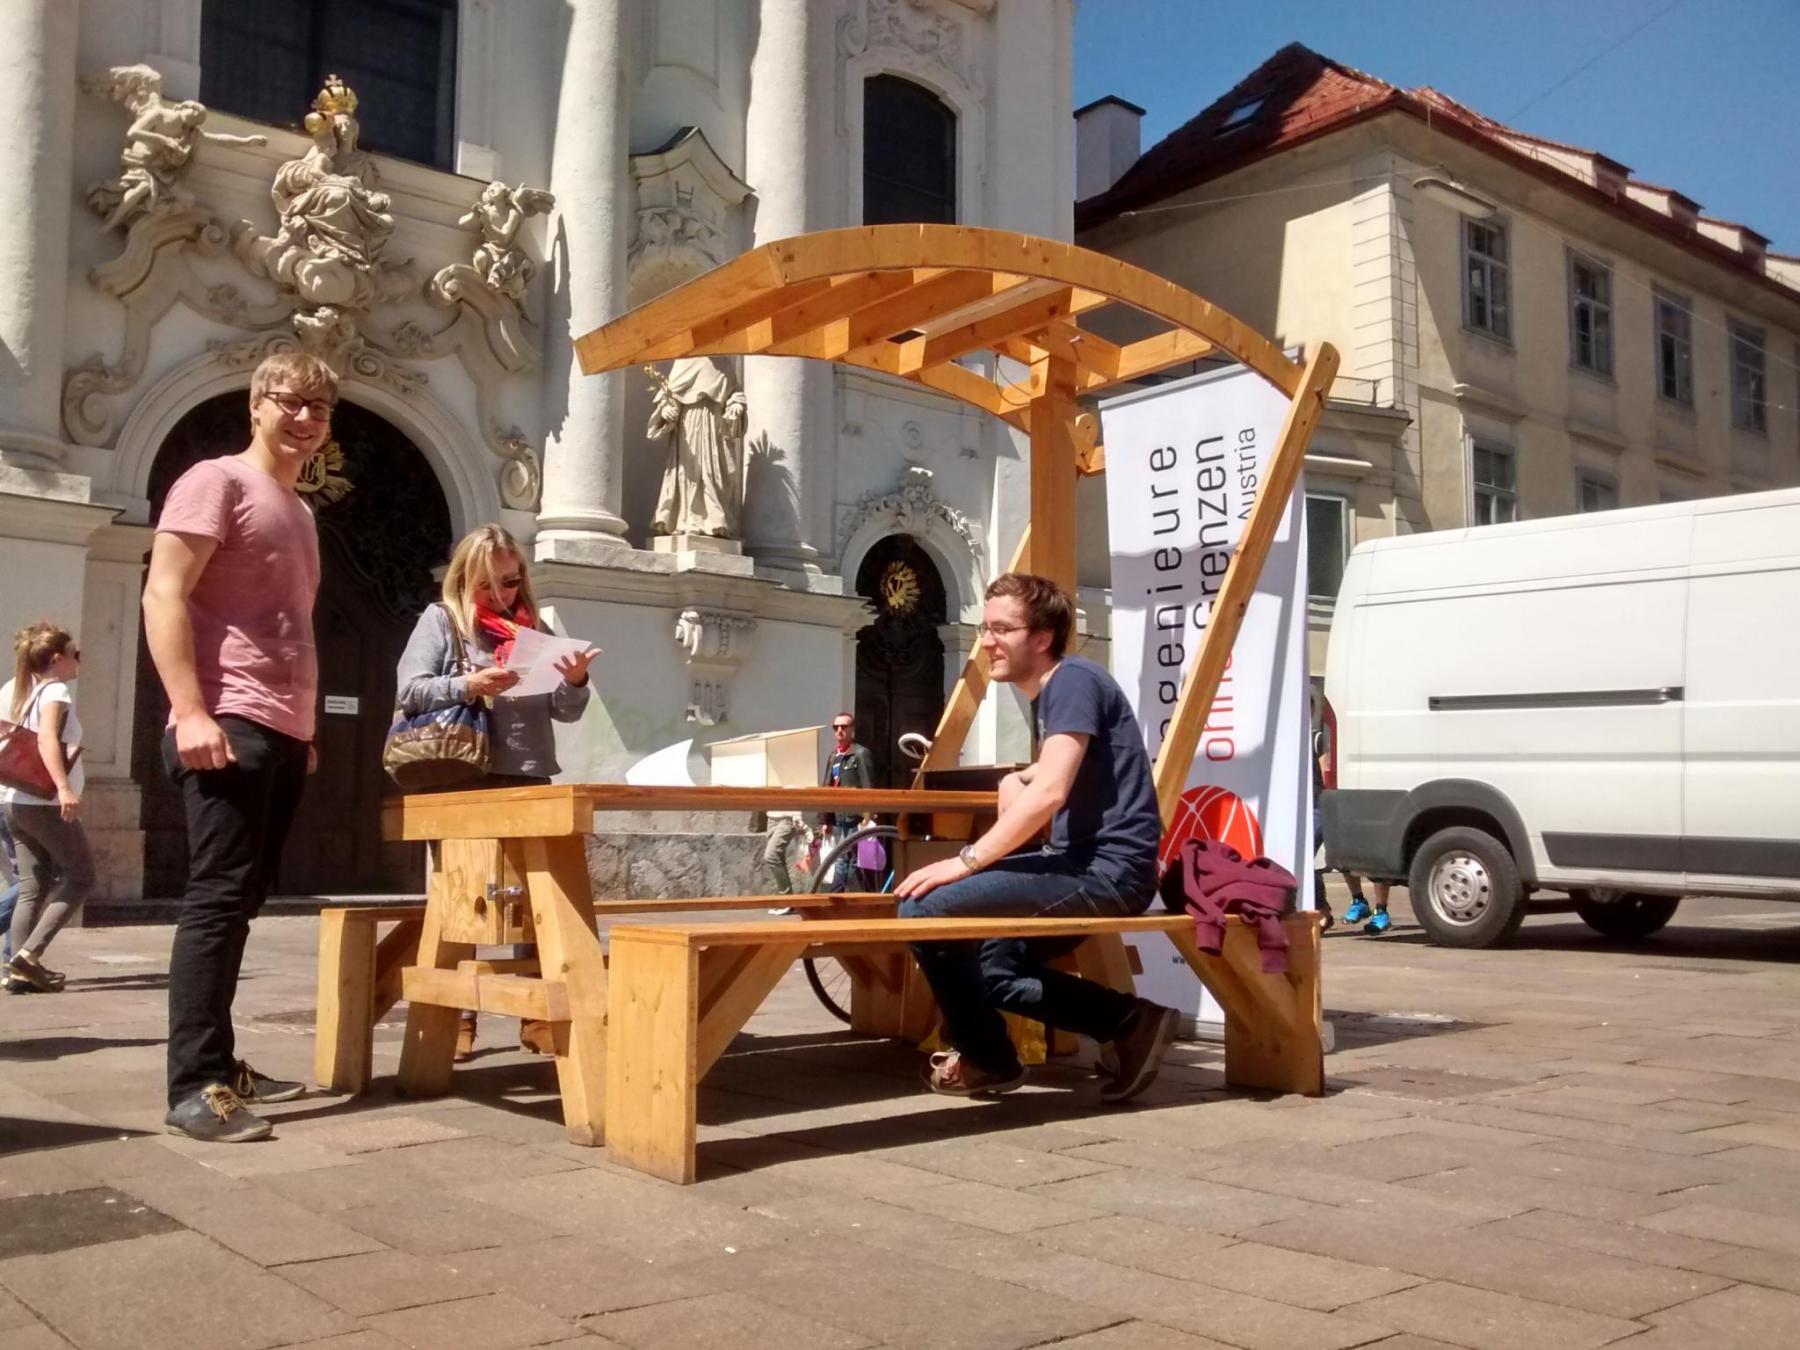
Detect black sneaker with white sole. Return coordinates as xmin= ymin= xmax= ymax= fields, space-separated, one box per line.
xmin=231 ymin=1060 xmax=306 ymax=1104
xmin=1101 ymin=1000 xmax=1179 ymax=1103
xmin=165 ymin=1084 xmax=272 ymax=1143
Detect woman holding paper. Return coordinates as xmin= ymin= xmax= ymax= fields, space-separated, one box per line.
xmin=395 ymin=524 xmax=596 ymax=1056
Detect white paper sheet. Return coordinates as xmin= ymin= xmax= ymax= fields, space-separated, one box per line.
xmin=497 ymin=626 xmax=598 ymax=699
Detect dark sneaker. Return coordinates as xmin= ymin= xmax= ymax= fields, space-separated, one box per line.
xmin=231 ymin=1060 xmax=306 ymax=1104
xmin=7 ymin=952 xmax=63 ymax=993
xmin=165 ymin=1085 xmax=272 ymax=1143
xmin=924 ymin=1050 xmax=1027 ymax=1097
xmin=1101 ymin=1000 xmax=1180 ymax=1104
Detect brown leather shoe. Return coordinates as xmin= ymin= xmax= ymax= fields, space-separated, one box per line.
xmin=518 ymin=1019 xmax=556 ymax=1055
xmin=454 ymin=1013 xmax=477 ymax=1061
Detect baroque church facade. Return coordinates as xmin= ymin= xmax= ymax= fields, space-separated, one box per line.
xmin=0 ymin=0 xmax=1077 ymax=900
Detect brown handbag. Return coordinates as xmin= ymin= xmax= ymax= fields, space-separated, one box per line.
xmin=0 ymin=685 xmax=81 ymax=799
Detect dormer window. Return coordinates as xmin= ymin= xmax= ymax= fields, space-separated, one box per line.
xmin=1219 ymin=96 xmax=1265 ymax=134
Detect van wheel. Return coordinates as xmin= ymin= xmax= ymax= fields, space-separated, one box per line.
xmin=1573 ymin=893 xmax=1680 ymax=940
xmin=1408 ymin=826 xmax=1526 ymax=948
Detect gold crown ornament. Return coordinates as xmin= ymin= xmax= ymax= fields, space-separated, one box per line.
xmin=303 ymin=74 xmax=358 ymax=133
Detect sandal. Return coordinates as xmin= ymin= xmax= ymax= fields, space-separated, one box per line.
xmin=923 ymin=1050 xmax=1026 ymax=1097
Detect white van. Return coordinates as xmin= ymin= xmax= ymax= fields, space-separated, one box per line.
xmin=1320 ymin=488 xmax=1800 ymax=948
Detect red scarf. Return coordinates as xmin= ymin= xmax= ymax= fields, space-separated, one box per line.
xmin=472 ymin=596 xmax=535 ymax=667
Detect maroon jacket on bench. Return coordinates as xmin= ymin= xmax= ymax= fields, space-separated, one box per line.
xmin=1159 ymin=838 xmax=1297 ymax=974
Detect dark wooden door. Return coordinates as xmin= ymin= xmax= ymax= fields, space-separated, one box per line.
xmin=132 ymin=393 xmax=450 ymax=897
xmin=853 ymin=536 xmax=949 ymax=787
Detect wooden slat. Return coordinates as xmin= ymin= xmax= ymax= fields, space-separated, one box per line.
xmin=773 ymin=270 xmax=1022 ymax=362
xmin=315 ymin=909 xmax=375 ymax=1094
xmin=695 ymin=942 xmax=807 ymax=1076
xmin=906 ymin=361 xmax=1028 ymax=430
xmin=1151 ymin=342 xmax=1339 ymax=823
xmin=593 ymin=893 xmax=893 ymax=916
xmin=915 ymin=287 xmax=1083 ymax=371
xmin=523 ymin=835 xmax=609 ymax=1146
xmin=575 ymin=247 xmax=786 ymax=373
xmin=1028 ymin=361 xmax=1081 ymax=596
xmin=604 ymin=939 xmax=698 ymax=1182
xmin=401 ymin=966 xmax=571 ymax=1022
xmin=1104 ymin=329 xmax=1217 ymax=389
xmin=689 ymin=269 xmax=934 ymax=357
xmin=384 ymin=788 xmax=591 ymax=843
xmin=617 ymin=913 xmax=1195 ymax=949
xmin=909 ymin=525 xmax=1032 ymax=784
xmin=396 ymin=874 xmax=475 ymax=1100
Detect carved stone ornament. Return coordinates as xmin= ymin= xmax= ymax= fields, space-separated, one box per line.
xmin=672 ymin=607 xmax=756 ymax=726
xmin=838 ymin=465 xmax=982 ymax=559
xmin=838 ymin=0 xmax=984 ymax=97
xmin=628 ymin=128 xmax=752 ymax=302
xmin=65 ymin=72 xmax=553 ymax=511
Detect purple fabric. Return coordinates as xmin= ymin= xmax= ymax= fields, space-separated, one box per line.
xmin=1159 ymin=838 xmax=1297 ymax=974
xmin=855 ymin=832 xmax=887 ymax=872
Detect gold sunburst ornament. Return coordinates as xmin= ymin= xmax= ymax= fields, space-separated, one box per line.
xmin=297 ymin=440 xmax=353 ymax=505
xmin=880 ymin=560 xmax=921 ymax=615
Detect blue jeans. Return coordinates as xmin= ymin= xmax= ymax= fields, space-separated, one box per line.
xmin=898 ymin=850 xmax=1154 ymax=1075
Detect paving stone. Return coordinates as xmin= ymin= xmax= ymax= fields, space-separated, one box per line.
xmin=258 ymin=1157 xmax=448 ymax=1215
xmin=878 ymin=1178 xmax=1107 ymax=1233
xmin=261 ymin=1332 xmax=407 ymax=1350
xmin=699 ymin=1135 xmax=960 ymax=1200
xmin=1422 ymin=1103 xmax=1736 ymax=1157
xmin=671 ymin=1233 xmax=1117 ymax=1350
xmin=749 ymin=1190 xmax=1005 ymax=1255
xmin=1690 ymin=1244 xmax=1800 ymax=1297
xmin=178 ymin=1190 xmax=388 ymax=1265
xmin=379 ymin=1134 xmax=588 ymax=1181
xmin=0 ymin=1289 xmax=37 ymax=1332
xmin=273 ymin=1248 xmax=500 ymax=1316
xmin=872 ymin=1136 xmax=1119 ymax=1188
xmin=459 ymin=1167 xmax=796 ymax=1263
xmin=1030 ymin=1215 xmax=1237 ymax=1278
xmin=1029 ymin=1167 xmax=1321 ymax=1236
xmin=1245 ymin=1207 xmax=1727 ymax=1318
xmin=283 ymin=1114 xmax=472 ymax=1154
xmin=1481 ymin=1209 xmax=1737 ymax=1270
xmin=0 ymin=1151 xmax=100 ymax=1199
xmin=0 ymin=1186 xmax=183 ymax=1260
xmin=1642 ymin=1201 xmax=1800 ymax=1257
xmin=0 ymin=1325 xmax=76 ymax=1349
xmin=584 ymin=1291 xmax=873 ymax=1350
xmin=1341 ymin=1281 xmax=1643 ymax=1350
xmin=1397 ymin=1165 xmax=1672 ymax=1222
xmin=362 ymin=1291 xmax=580 ymax=1349
xmin=1488 ymin=1138 xmax=1739 ymax=1196
xmin=449 ymin=1235 xmax=714 ymax=1319
xmin=1034 ymin=1324 xmax=1236 ymax=1350
xmin=1641 ymin=1282 xmax=1800 ymax=1342
xmin=0 ymin=1230 xmax=352 ymax=1350
xmin=1184 ymin=1240 xmax=1423 ymax=1312
xmin=157 ymin=1132 xmax=363 ymax=1178
xmin=335 ymin=1194 xmax=565 ymax=1256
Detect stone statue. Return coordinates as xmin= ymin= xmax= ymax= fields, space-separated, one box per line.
xmin=647 ymin=358 xmax=749 ymax=539
xmin=232 ymin=75 xmax=407 ymax=361
xmin=458 ymin=182 xmax=556 ymax=304
xmin=82 ymin=64 xmax=267 ymax=232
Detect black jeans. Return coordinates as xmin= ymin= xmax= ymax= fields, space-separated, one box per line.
xmin=898 ymin=850 xmax=1154 ymax=1075
xmin=163 ymin=717 xmax=309 ymax=1106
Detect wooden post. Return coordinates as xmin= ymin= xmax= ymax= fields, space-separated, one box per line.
xmin=910 ymin=526 xmax=1032 ymax=785
xmin=523 ymin=835 xmax=610 ymax=1146
xmin=1150 ymin=343 xmax=1339 ymax=823
xmin=1027 ymin=357 xmax=1080 ymax=597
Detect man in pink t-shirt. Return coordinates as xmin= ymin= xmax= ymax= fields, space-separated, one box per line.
xmin=143 ymin=351 xmax=331 ymax=1143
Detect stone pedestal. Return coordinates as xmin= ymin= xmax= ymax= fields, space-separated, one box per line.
xmin=651 ymin=533 xmax=742 ymax=557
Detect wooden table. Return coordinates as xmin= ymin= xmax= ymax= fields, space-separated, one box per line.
xmin=379 ymin=784 xmax=997 ymax=1144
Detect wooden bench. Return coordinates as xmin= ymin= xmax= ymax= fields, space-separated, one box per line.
xmin=605 ymin=910 xmax=1324 ymax=1183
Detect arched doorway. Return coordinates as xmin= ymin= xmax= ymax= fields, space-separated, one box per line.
xmin=133 ymin=392 xmax=454 ymax=896
xmin=853 ymin=535 xmax=948 ymax=787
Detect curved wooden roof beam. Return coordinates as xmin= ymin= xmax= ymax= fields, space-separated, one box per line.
xmin=575 ymin=224 xmax=1302 ymax=411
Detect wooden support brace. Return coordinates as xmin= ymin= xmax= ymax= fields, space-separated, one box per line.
xmin=522 ymin=835 xmax=609 ymax=1145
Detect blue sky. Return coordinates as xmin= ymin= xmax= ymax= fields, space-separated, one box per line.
xmin=1074 ymin=0 xmax=1799 ymax=251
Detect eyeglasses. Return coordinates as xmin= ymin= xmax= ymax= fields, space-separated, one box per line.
xmin=832 ymin=723 xmax=853 ymax=732
xmin=262 ymin=391 xmax=336 ymax=420
xmin=977 ymin=622 xmax=1028 ymax=638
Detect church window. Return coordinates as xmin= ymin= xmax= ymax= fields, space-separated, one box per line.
xmin=863 ymin=75 xmax=957 ymax=225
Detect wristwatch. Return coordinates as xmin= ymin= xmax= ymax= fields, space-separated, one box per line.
xmin=958 ymin=844 xmax=981 ymax=872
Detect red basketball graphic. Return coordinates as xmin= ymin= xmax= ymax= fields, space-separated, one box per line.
xmin=1159 ymin=784 xmax=1263 ymax=871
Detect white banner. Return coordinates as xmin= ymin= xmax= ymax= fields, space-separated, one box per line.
xmin=1102 ymin=363 xmax=1313 ymax=1026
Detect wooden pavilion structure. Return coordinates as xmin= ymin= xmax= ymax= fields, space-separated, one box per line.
xmin=577 ymin=224 xmax=1340 ymax=820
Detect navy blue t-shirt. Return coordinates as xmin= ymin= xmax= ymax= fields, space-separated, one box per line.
xmin=1032 ymin=655 xmax=1162 ymax=890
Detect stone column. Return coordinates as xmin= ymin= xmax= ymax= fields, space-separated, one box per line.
xmin=536 ymin=0 xmax=631 ymax=561
xmin=740 ymin=0 xmax=825 ymax=575
xmin=0 ymin=0 xmax=80 ymax=460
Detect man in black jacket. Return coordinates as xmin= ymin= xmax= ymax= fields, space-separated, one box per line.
xmin=823 ymin=713 xmax=878 ymax=888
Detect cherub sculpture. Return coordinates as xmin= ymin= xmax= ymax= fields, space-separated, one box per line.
xmin=458 ymin=182 xmax=556 ymax=303
xmin=82 ymin=64 xmax=267 ymax=232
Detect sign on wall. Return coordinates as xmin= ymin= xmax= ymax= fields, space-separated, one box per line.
xmin=1102 ymin=362 xmax=1314 ymax=1026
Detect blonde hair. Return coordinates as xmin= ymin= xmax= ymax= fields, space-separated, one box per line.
xmin=441 ymin=525 xmax=538 ymax=641
xmin=11 ymin=623 xmax=73 ymax=720
xmin=249 ymin=351 xmax=338 ymax=405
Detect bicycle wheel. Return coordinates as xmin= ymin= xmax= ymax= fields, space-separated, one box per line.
xmin=802 ymin=825 xmax=901 ymax=1023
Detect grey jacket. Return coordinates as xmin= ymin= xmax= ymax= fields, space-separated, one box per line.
xmin=396 ymin=604 xmax=589 ymax=779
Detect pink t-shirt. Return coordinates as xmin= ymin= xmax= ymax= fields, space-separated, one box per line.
xmin=157 ymin=455 xmax=321 ymax=742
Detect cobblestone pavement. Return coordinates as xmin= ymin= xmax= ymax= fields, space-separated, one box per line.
xmin=4 ymin=888 xmax=1800 ymax=1349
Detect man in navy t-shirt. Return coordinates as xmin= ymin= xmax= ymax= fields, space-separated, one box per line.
xmin=897 ymin=573 xmax=1177 ymax=1102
